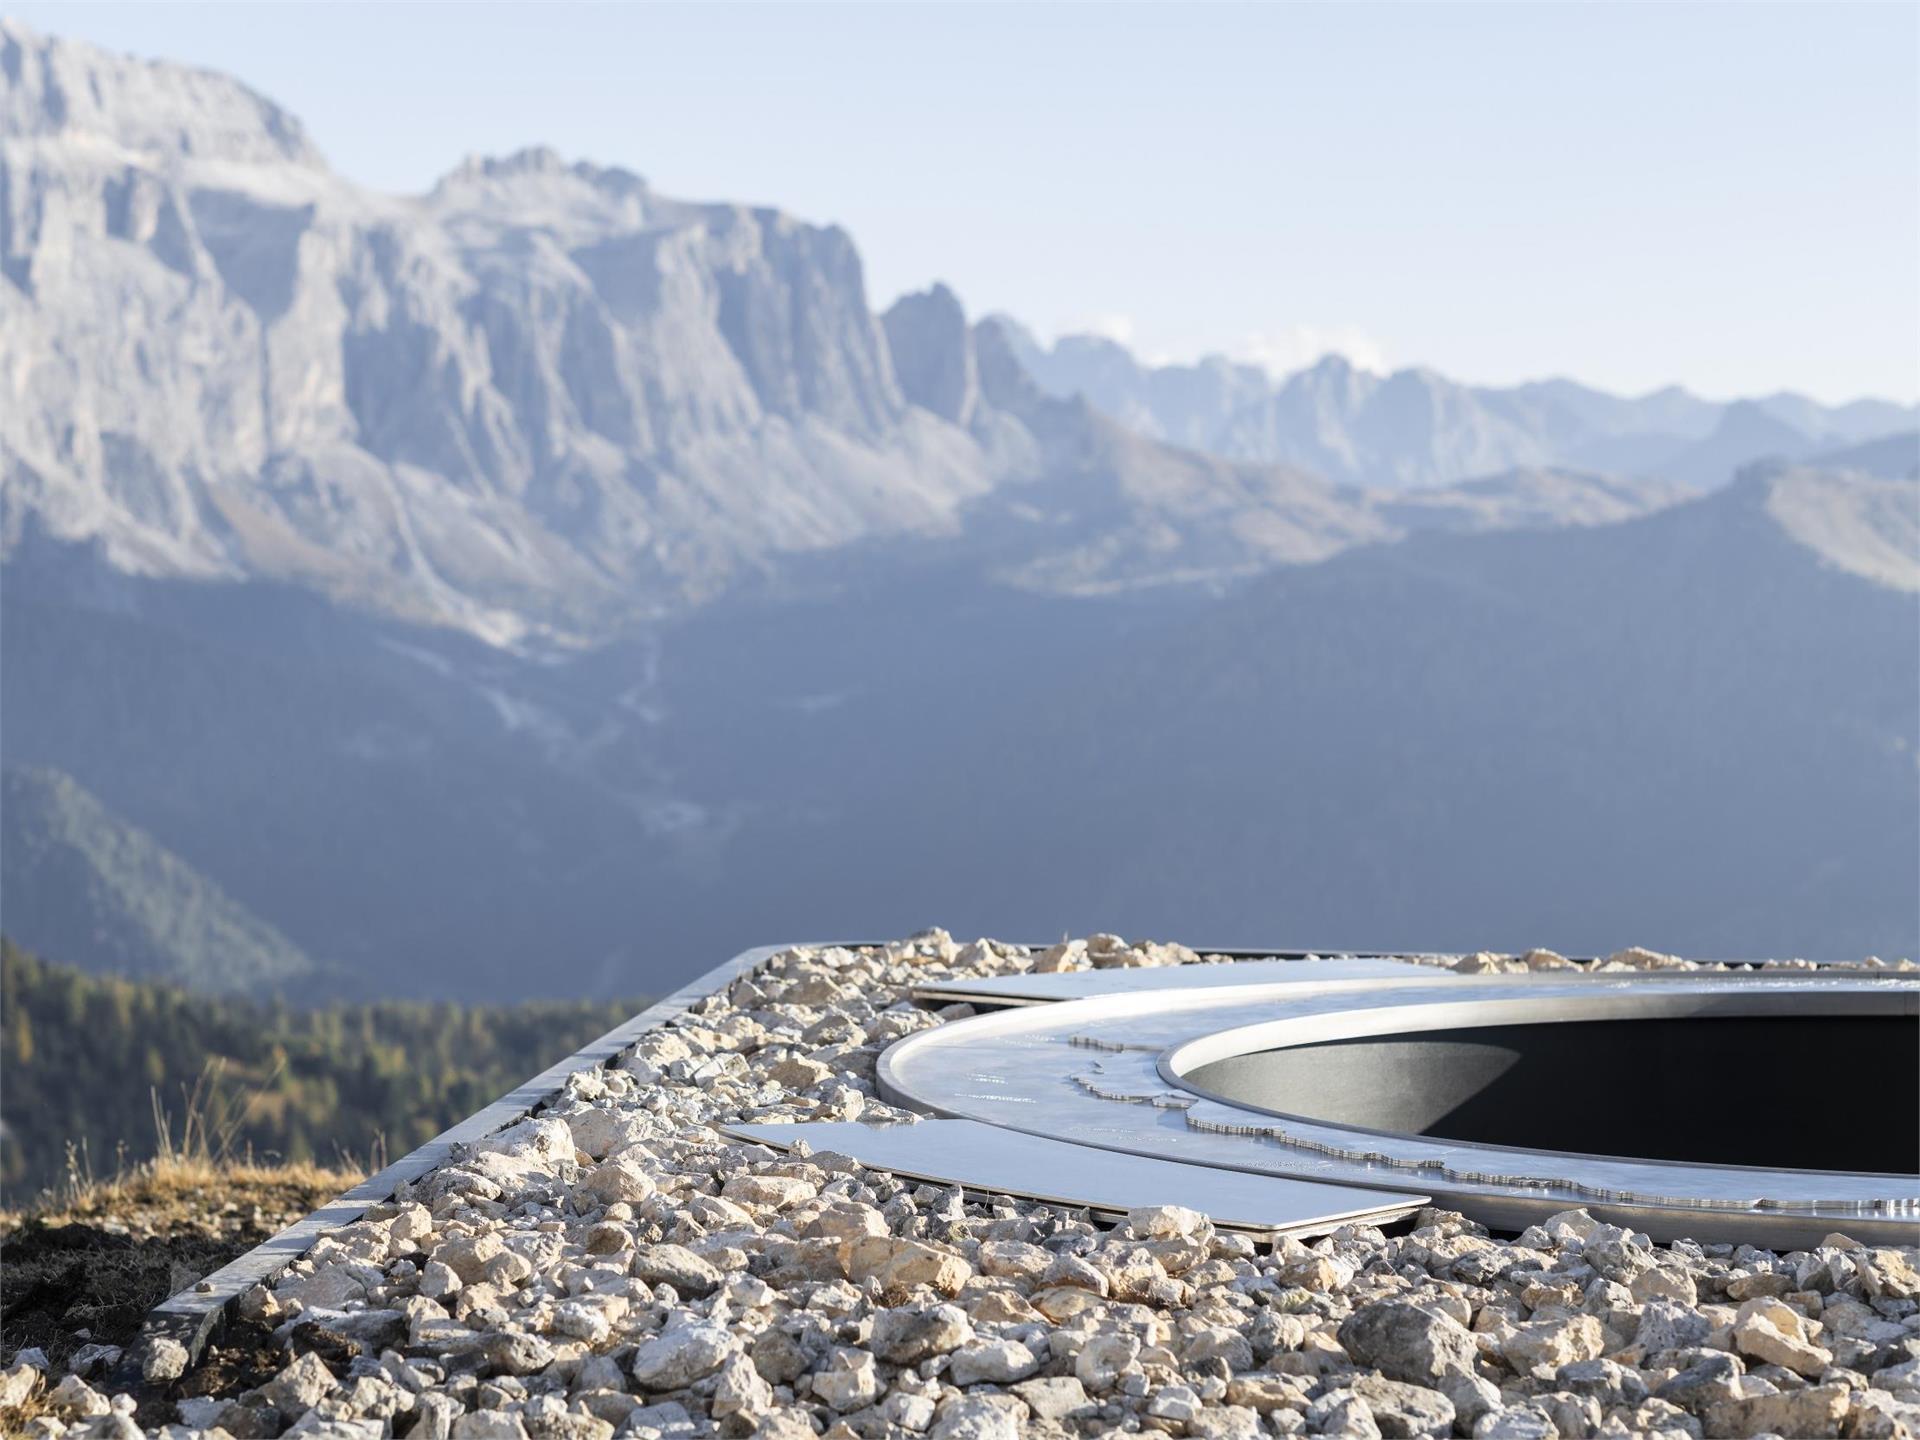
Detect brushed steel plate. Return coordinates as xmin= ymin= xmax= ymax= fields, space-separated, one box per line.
xmin=723 ymin=1118 xmax=1428 ymax=1237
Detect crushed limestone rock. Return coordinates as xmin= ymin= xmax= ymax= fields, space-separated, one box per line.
xmin=15 ymin=933 xmax=1917 ymax=1439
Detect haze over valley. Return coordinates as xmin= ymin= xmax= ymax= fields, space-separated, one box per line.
xmin=3 ymin=21 xmax=1915 ymax=1000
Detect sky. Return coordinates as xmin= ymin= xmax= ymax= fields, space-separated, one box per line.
xmin=13 ymin=2 xmax=1919 ymax=404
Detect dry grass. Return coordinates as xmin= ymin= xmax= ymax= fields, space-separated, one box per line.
xmin=0 ymin=1152 xmax=360 ymax=1239
xmin=1 ymin=1063 xmax=363 ymax=1383
xmin=3 ymin=1057 xmax=367 ymax=1236
xmin=0 ymin=1151 xmax=359 ymax=1396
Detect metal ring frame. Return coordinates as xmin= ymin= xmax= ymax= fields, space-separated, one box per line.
xmin=877 ymin=968 xmax=1920 ymax=1247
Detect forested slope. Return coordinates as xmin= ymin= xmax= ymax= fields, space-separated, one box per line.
xmin=0 ymin=766 xmax=321 ymax=997
xmin=0 ymin=941 xmax=646 ymax=1201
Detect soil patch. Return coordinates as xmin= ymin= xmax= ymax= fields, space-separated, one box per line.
xmin=0 ymin=1222 xmax=256 ymax=1370
xmin=0 ymin=1160 xmax=355 ymax=1370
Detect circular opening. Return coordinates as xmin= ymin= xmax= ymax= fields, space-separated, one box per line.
xmin=1181 ymin=1013 xmax=1918 ymax=1174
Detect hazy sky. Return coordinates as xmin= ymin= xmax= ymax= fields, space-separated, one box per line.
xmin=15 ymin=2 xmax=1919 ymax=403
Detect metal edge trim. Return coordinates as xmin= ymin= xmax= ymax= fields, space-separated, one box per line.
xmin=113 ymin=940 xmax=814 ymax=1394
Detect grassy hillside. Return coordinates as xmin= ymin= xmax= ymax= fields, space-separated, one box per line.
xmin=1 ymin=765 xmax=320 ymax=997
xmin=0 ymin=940 xmax=646 ymax=1203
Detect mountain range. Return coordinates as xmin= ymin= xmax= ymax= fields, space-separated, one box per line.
xmin=995 ymin=323 xmax=1916 ymax=491
xmin=10 ymin=20 xmax=1900 ymax=644
xmin=1 ymin=22 xmax=1915 ymax=999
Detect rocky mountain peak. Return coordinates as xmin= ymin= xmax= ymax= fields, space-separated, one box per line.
xmin=1303 ymin=351 xmax=1359 ymax=377
xmin=427 ymin=147 xmax=654 ymax=247
xmin=4 ymin=23 xmax=1911 ymax=647
xmin=431 ymin=146 xmax=649 ymax=205
xmin=0 ymin=19 xmax=323 ymax=169
xmin=971 ymin=314 xmax=1049 ymax=414
xmin=880 ymin=283 xmax=979 ymax=425
xmin=1713 ymin=398 xmax=1815 ymax=447
xmin=449 ymin=145 xmax=574 ymax=179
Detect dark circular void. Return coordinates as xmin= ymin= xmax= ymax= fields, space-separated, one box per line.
xmin=1184 ymin=1016 xmax=1919 ymax=1174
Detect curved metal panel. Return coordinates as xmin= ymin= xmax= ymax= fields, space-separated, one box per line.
xmin=876 ymin=968 xmax=1920 ymax=1246
xmin=723 ymin=1118 xmax=1428 ymax=1237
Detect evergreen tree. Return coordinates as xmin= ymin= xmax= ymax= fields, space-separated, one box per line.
xmin=0 ymin=939 xmax=645 ymax=1200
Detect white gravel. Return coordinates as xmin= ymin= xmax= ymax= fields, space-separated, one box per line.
xmin=7 ymin=933 xmax=1917 ymax=1440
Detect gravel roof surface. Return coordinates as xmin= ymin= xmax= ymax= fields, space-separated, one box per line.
xmin=4 ymin=934 xmax=1915 ymax=1440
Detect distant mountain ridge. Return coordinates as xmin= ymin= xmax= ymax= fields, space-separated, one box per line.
xmin=990 ymin=319 xmax=1917 ymax=491
xmin=5 ymin=459 xmax=1913 ymax=999
xmin=1759 ymin=458 xmax=1920 ymax=592
xmin=1 ymin=20 xmax=1904 ymax=646
xmin=860 ymin=460 xmax=1919 ymax=964
xmin=0 ymin=766 xmax=320 ymax=996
